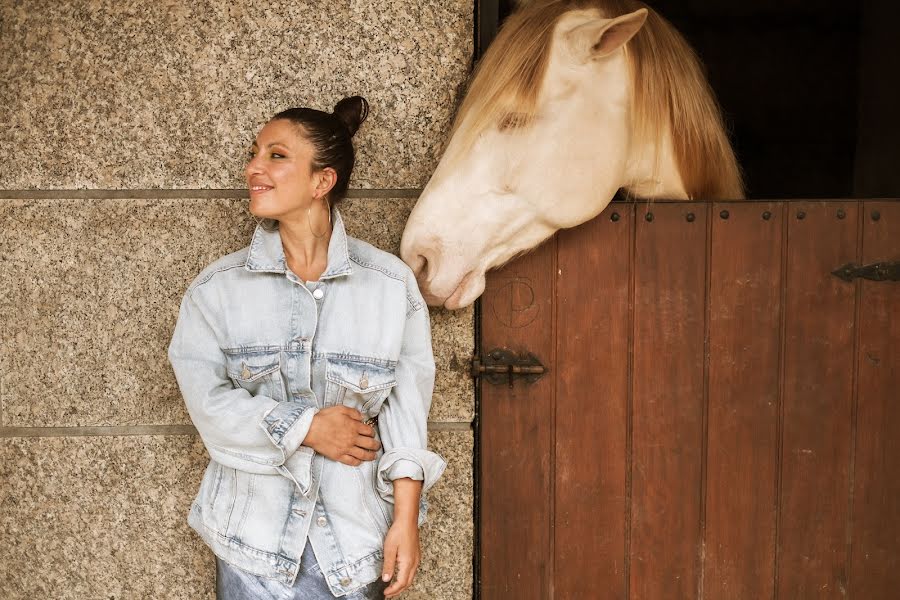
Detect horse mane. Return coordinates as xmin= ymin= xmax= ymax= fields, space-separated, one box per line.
xmin=448 ymin=0 xmax=745 ymax=199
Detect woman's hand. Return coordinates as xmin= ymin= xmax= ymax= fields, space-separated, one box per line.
xmin=382 ymin=478 xmax=423 ymax=598
xmin=302 ymin=406 xmax=380 ymax=466
xmin=382 ymin=520 xmax=420 ymax=598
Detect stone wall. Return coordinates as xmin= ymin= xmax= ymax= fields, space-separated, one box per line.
xmin=0 ymin=2 xmax=474 ymax=598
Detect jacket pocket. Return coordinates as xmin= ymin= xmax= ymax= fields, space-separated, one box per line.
xmin=325 ymin=357 xmax=396 ymax=417
xmin=223 ymin=348 xmax=286 ymax=402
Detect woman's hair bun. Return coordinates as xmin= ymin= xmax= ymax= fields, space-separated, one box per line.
xmin=333 ymin=96 xmax=369 ymax=137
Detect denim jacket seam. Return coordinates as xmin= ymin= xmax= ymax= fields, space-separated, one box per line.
xmin=188 ymin=261 xmax=248 ymax=295
xmin=324 ymin=548 xmax=384 ymax=578
xmin=264 ymin=403 xmax=311 ymax=446
xmin=209 ymin=441 xmax=281 ymax=467
xmin=406 ymin=289 xmax=425 ymax=317
xmin=203 ymin=521 xmax=298 ymax=565
xmin=222 ymin=344 xmax=285 ymax=354
xmin=319 ymin=352 xmax=398 ymax=368
xmin=346 ymin=254 xmax=424 ymax=317
xmin=348 ymin=255 xmax=406 ymax=283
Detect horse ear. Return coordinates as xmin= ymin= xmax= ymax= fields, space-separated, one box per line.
xmin=566 ymin=8 xmax=648 ymax=61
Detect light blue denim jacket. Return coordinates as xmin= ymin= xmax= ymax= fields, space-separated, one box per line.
xmin=167 ymin=207 xmax=446 ymax=597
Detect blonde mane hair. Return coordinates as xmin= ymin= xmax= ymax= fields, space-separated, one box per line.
xmin=448 ymin=0 xmax=744 ymax=199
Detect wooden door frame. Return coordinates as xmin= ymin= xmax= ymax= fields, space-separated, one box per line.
xmin=471 ymin=4 xmax=500 ymax=597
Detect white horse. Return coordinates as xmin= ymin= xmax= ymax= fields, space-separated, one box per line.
xmin=401 ymin=0 xmax=743 ymax=309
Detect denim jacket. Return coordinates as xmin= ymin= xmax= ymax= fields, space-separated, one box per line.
xmin=167 ymin=207 xmax=446 ymax=597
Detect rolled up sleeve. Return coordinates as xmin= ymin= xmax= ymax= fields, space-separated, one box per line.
xmin=168 ymin=289 xmax=318 ymax=494
xmin=375 ymin=273 xmax=447 ymax=522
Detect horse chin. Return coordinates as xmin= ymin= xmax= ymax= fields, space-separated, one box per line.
xmin=443 ymin=270 xmax=486 ymax=310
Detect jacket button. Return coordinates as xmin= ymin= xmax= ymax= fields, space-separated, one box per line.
xmin=312 ymin=288 xmax=324 ymax=300
xmin=359 ymin=374 xmax=369 ymax=390
xmin=340 ymin=577 xmax=351 ymax=587
xmin=316 ymin=516 xmax=327 ymax=527
xmin=241 ymin=365 xmax=251 ymax=379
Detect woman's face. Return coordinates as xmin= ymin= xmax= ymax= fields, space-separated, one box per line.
xmin=245 ymin=119 xmax=320 ymax=222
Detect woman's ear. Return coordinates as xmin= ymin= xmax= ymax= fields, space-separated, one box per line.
xmin=315 ymin=167 xmax=338 ymax=198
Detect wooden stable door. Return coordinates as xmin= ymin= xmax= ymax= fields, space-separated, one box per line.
xmin=478 ymin=200 xmax=899 ymax=599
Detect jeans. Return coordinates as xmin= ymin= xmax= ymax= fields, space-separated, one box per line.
xmin=216 ymin=541 xmax=388 ymax=600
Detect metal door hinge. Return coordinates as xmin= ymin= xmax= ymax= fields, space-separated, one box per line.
xmin=832 ymin=261 xmax=899 ymax=283
xmin=470 ymin=348 xmax=546 ymax=387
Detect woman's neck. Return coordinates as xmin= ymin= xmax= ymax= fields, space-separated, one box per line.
xmin=279 ymin=220 xmax=332 ymax=282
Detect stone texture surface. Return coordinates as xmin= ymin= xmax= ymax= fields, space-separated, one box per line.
xmin=0 ymin=198 xmax=253 ymax=428
xmin=0 ymin=197 xmax=473 ymax=427
xmin=0 ymin=0 xmax=472 ymax=190
xmin=0 ymin=434 xmax=214 ymax=599
xmin=409 ymin=430 xmax=474 ymax=600
xmin=427 ymin=307 xmax=476 ymax=422
xmin=0 ymin=430 xmax=473 ymax=599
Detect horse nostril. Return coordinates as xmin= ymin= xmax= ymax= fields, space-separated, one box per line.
xmin=414 ymin=254 xmax=430 ymax=281
xmin=401 ymin=232 xmax=437 ymax=282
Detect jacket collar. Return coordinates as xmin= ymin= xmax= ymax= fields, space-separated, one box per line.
xmin=245 ymin=206 xmax=353 ymax=279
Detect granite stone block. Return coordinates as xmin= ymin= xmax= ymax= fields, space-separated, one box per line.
xmin=0 ymin=198 xmax=254 ymax=427
xmin=0 ymin=430 xmax=473 ymax=599
xmin=0 ymin=0 xmax=473 ymax=190
xmin=0 ymin=197 xmax=473 ymax=427
xmin=0 ymin=435 xmax=215 ymax=600
xmin=410 ymin=429 xmax=474 ymax=600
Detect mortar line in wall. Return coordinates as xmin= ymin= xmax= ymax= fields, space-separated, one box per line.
xmin=0 ymin=188 xmax=422 ymax=200
xmin=0 ymin=420 xmax=471 ymax=438
xmin=428 ymin=421 xmax=474 ymax=431
xmin=0 ymin=425 xmax=200 ymax=438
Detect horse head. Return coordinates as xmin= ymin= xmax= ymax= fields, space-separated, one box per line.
xmin=402 ymin=1 xmax=743 ymax=309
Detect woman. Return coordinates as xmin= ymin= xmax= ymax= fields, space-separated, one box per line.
xmin=168 ymin=96 xmax=446 ymax=600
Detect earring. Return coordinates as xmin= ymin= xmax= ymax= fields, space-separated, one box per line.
xmin=308 ymin=195 xmax=331 ymax=238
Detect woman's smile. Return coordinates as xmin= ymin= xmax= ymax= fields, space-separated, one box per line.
xmin=249 ymin=183 xmax=274 ymax=195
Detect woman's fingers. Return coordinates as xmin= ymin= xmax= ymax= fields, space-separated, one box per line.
xmin=347 ymin=446 xmax=377 ymax=462
xmin=340 ymin=406 xmax=363 ymax=421
xmin=305 ymin=406 xmax=383 ymax=463
xmin=403 ymin=556 xmax=420 ymax=590
xmin=312 ymin=406 xmax=379 ymax=462
xmin=356 ymin=421 xmax=376 ymax=437
xmin=382 ymin=535 xmax=398 ymax=588
xmin=356 ymin=434 xmax=381 ymax=451
xmin=384 ymin=555 xmax=418 ymax=597
xmin=335 ymin=439 xmax=378 ymax=462
xmin=338 ymin=454 xmax=362 ymax=467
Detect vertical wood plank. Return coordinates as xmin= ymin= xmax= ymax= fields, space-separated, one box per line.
xmin=480 ymin=236 xmax=556 ymax=600
xmin=554 ymin=204 xmax=631 ymax=599
xmin=850 ymin=201 xmax=900 ymax=597
xmin=777 ymin=201 xmax=858 ymax=598
xmin=630 ymin=202 xmax=707 ymax=599
xmin=704 ymin=202 xmax=783 ymax=598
